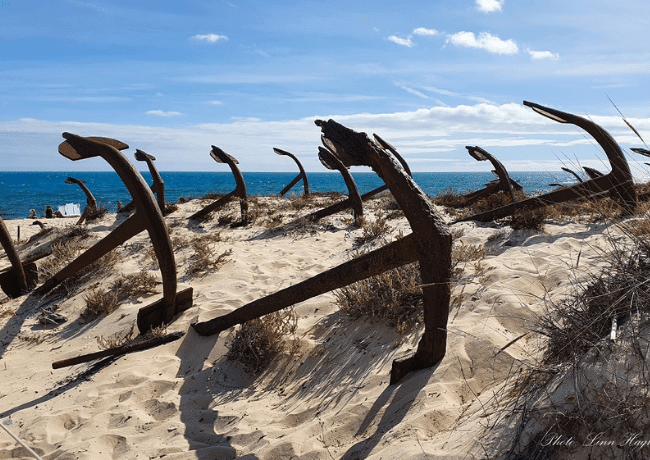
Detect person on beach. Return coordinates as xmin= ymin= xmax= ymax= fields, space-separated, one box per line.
xmin=45 ymin=205 xmax=54 ymax=218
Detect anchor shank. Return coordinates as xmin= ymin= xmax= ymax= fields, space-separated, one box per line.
xmin=192 ymin=234 xmax=418 ymax=336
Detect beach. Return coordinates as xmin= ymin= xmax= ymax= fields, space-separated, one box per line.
xmin=0 ymin=194 xmax=640 ymax=459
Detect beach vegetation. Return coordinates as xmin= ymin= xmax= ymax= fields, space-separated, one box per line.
xmin=227 ymin=308 xmax=299 ymax=374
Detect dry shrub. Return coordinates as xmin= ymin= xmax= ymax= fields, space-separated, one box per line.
xmin=467 ymin=189 xmax=528 ymax=215
xmin=85 ymin=204 xmax=108 ymax=221
xmin=97 ymin=323 xmax=136 ymax=350
xmin=112 ymin=269 xmax=158 ymax=298
xmin=265 ymin=213 xmax=285 ymax=229
xmin=39 ymin=240 xmax=85 ymax=279
xmin=227 ymin=308 xmax=298 ymax=374
xmin=353 ymin=213 xmax=390 ymax=247
xmin=83 ymin=287 xmax=119 ymax=317
xmin=336 ymin=262 xmax=423 ymax=334
xmin=452 ymin=242 xmax=489 ymax=279
xmin=509 ymin=206 xmax=547 ymax=231
xmin=336 ymin=239 xmax=489 ymax=333
xmin=282 ymin=194 xmax=315 ymax=212
xmin=497 ymin=234 xmax=650 ymax=459
xmin=432 ymin=188 xmax=466 ymax=208
xmin=187 ymin=238 xmax=232 ymax=275
xmin=217 ymin=212 xmax=235 ymax=226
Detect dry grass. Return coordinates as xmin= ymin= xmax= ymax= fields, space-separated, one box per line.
xmin=111 ymin=269 xmax=158 ymax=298
xmin=336 ymin=261 xmax=423 ymax=334
xmin=84 ymin=204 xmax=108 ymax=221
xmin=187 ymin=238 xmax=232 ymax=275
xmin=353 ymin=213 xmax=390 ymax=247
xmin=227 ymin=308 xmax=299 ymax=374
xmin=83 ymin=287 xmax=119 ymax=317
xmin=97 ymin=323 xmax=136 ymax=350
xmin=432 ymin=188 xmax=467 ymax=208
xmin=336 ymin=235 xmax=489 ymax=334
xmin=493 ymin=227 xmax=650 ymax=459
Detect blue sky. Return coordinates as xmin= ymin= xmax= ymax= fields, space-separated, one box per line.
xmin=2 ymin=0 xmax=650 ymax=174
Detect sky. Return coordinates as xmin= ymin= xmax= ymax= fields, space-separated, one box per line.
xmin=2 ymin=0 xmax=650 ymax=174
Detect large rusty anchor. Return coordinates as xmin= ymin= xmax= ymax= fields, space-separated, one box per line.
xmin=193 ymin=120 xmax=452 ymax=384
xmin=300 ymin=134 xmax=412 ymax=223
xmin=189 ymin=146 xmax=248 ymax=225
xmin=316 ymin=146 xmax=363 ymax=222
xmin=65 ymin=176 xmax=98 ymax=225
xmin=0 ymin=217 xmax=38 ymax=298
xmin=37 ymin=133 xmax=193 ymax=333
xmin=274 ymin=148 xmax=310 ymax=196
xmin=118 ymin=149 xmax=167 ymax=215
xmin=461 ymin=146 xmax=522 ymax=205
xmin=457 ymin=101 xmax=637 ymax=223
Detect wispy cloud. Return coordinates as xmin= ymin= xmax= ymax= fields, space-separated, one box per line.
xmin=420 ymin=85 xmax=495 ymax=104
xmin=387 ymin=35 xmax=415 ymax=47
xmin=191 ymin=33 xmax=228 ymax=43
xmin=527 ymin=49 xmax=559 ymax=60
xmin=394 ymin=82 xmax=433 ymax=100
xmin=208 ymin=100 xmax=223 ymax=105
xmin=476 ymin=0 xmax=504 ymax=13
xmin=146 ymin=110 xmax=183 ymax=117
xmin=413 ymin=27 xmax=440 ymax=36
xmin=446 ymin=31 xmax=518 ymax=55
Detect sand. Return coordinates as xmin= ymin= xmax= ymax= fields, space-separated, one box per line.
xmin=0 ymin=196 xmax=632 ymax=459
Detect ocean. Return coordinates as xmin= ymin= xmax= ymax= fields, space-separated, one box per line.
xmin=0 ymin=170 xmax=575 ymax=220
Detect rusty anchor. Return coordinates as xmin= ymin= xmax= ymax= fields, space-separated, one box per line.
xmin=274 ymin=148 xmax=310 ymax=196
xmin=316 ymin=146 xmax=364 ymax=222
xmin=118 ymin=149 xmax=167 ymax=215
xmin=460 ymin=146 xmax=522 ymax=205
xmin=0 ymin=217 xmax=38 ymax=298
xmin=189 ymin=146 xmax=248 ymax=225
xmin=193 ymin=120 xmax=452 ymax=384
xmin=65 ymin=176 xmax=98 ymax=225
xmin=299 ymin=134 xmax=412 ymax=223
xmin=37 ymin=133 xmax=192 ymax=333
xmin=456 ymin=101 xmax=637 ymax=223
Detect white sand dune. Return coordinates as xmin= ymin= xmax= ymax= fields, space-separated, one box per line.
xmin=0 ymin=197 xmax=631 ymax=459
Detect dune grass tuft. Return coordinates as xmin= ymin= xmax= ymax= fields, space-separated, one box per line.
xmin=227 ymin=308 xmax=298 ymax=374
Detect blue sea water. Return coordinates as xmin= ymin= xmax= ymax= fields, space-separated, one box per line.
xmin=0 ymin=170 xmax=575 ymax=220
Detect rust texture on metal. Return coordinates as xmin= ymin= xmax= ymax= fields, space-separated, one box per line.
xmin=52 ymin=331 xmax=184 ymax=369
xmin=40 ymin=133 xmax=193 ymax=334
xmin=193 ymin=120 xmax=452 ymax=384
xmin=457 ymin=101 xmax=637 ymax=223
xmin=0 ymin=217 xmax=37 ymax=298
xmin=274 ymin=148 xmax=310 ymax=196
xmin=317 ymin=146 xmax=363 ymax=221
xmin=461 ymin=146 xmax=522 ymax=205
xmin=118 ymin=150 xmax=167 ymax=215
xmin=189 ymin=146 xmax=248 ymax=224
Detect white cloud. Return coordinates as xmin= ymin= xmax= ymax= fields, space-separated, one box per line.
xmin=387 ymin=35 xmax=415 ymax=47
xmin=209 ymin=100 xmax=223 ymax=105
xmin=413 ymin=27 xmax=439 ymax=36
xmin=5 ymin=103 xmax=649 ymax=172
xmin=447 ymin=31 xmax=518 ymax=55
xmin=146 ymin=110 xmax=183 ymax=117
xmin=476 ymin=0 xmax=504 ymax=13
xmin=191 ymin=33 xmax=228 ymax=43
xmin=527 ymin=49 xmax=560 ymax=60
